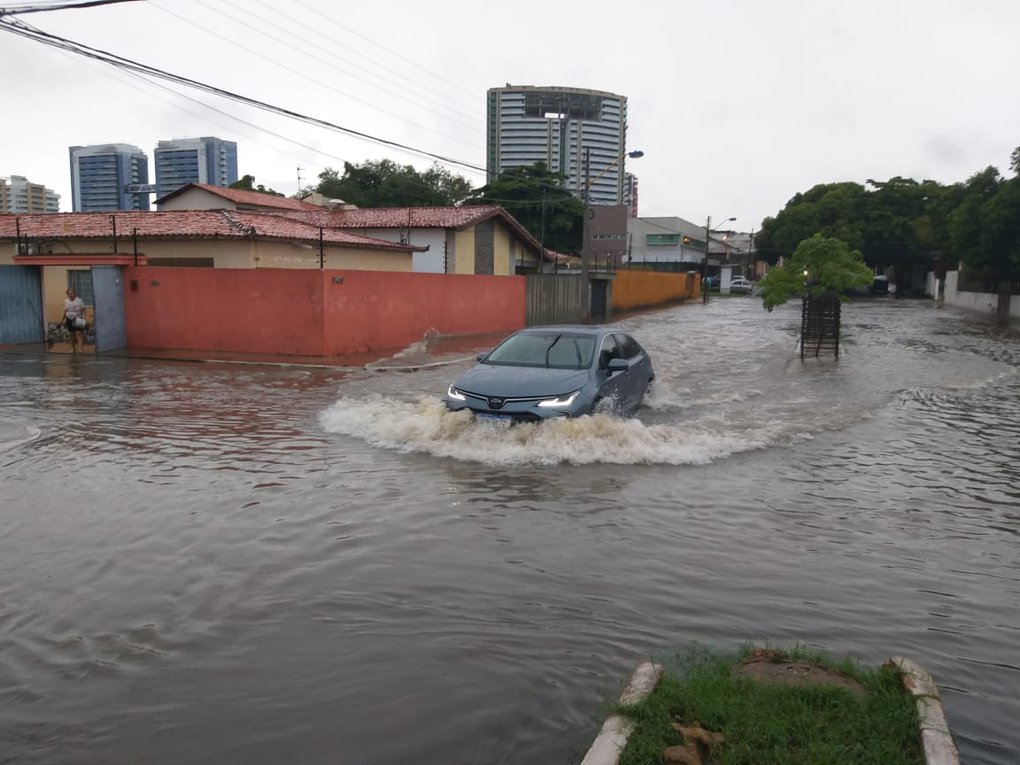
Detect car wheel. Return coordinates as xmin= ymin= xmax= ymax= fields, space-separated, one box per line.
xmin=589 ymin=396 xmax=606 ymax=415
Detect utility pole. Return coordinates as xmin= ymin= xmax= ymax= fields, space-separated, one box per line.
xmin=297 ymin=166 xmax=304 ymax=195
xmin=581 ymin=146 xmax=591 ymax=283
xmin=702 ymin=215 xmax=711 ymax=304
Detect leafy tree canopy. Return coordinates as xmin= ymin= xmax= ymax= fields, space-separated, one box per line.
xmin=757 ymin=234 xmax=873 ymax=311
xmin=229 ymin=174 xmax=283 ymax=196
xmin=463 ymin=163 xmax=584 ymax=253
xmin=756 ymin=182 xmax=867 ymax=263
xmin=312 ymin=160 xmax=473 ymax=208
xmin=948 ymin=164 xmax=1020 ymax=279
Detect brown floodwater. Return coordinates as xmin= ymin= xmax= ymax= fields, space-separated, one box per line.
xmin=1 ymin=298 xmax=1017 ymax=763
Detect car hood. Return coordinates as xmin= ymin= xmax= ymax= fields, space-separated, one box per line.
xmin=453 ymin=364 xmax=590 ymax=398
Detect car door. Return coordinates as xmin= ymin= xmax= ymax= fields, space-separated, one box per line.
xmin=596 ymin=334 xmax=629 ymax=411
xmin=615 ymin=333 xmax=651 ymax=411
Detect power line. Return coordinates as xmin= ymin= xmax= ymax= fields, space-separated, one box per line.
xmin=242 ymin=0 xmax=484 ymax=129
xmin=87 ymin=53 xmax=353 ymax=171
xmin=0 ymin=0 xmax=139 ymax=14
xmin=290 ymin=0 xmax=479 ymax=102
xmin=0 ymin=16 xmax=488 ymax=174
xmin=148 ymin=1 xmax=483 ymax=150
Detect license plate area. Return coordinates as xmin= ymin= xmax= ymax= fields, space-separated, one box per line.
xmin=475 ymin=412 xmax=512 ymax=428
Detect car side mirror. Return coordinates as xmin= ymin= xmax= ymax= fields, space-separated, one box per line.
xmin=476 ymin=352 xmax=487 ymax=362
xmin=606 ymin=358 xmax=628 ymax=373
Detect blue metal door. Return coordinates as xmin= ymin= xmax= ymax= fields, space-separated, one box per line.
xmin=0 ymin=265 xmax=44 ymax=344
xmin=91 ymin=266 xmax=126 ymax=352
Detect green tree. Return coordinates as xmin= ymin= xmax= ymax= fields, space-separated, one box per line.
xmin=229 ymin=174 xmax=283 ymax=196
xmin=758 ymin=234 xmax=873 ymax=311
xmin=756 ymin=182 xmax=866 ymax=264
xmin=948 ymin=160 xmax=1020 ymax=323
xmin=463 ymin=163 xmax=583 ymax=253
xmin=947 ymin=166 xmax=1002 ymax=271
xmin=313 ymin=160 xmax=473 ymax=208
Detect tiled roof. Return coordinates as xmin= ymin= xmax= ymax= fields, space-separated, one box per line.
xmin=155 ymin=183 xmax=320 ymax=211
xmin=276 ymin=205 xmax=544 ymax=253
xmin=0 ymin=211 xmax=419 ymax=251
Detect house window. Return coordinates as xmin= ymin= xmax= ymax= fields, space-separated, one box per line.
xmin=67 ymin=270 xmax=94 ymax=306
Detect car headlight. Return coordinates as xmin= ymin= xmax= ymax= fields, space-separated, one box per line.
xmin=447 ymin=385 xmax=466 ymax=401
xmin=537 ymin=390 xmax=580 ymax=408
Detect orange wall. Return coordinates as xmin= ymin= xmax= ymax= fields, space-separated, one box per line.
xmin=612 ymin=270 xmax=700 ymax=310
xmin=123 ymin=267 xmax=524 ymax=357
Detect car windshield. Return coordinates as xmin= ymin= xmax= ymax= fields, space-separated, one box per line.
xmin=484 ymin=332 xmax=596 ymax=369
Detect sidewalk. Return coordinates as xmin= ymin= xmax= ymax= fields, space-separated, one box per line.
xmin=0 ymin=330 xmax=506 ymax=372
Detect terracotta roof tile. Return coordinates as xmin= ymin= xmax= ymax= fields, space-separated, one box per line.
xmin=155 ymin=183 xmax=320 ymax=211
xmin=0 ymin=211 xmax=418 ymax=251
xmin=275 ymin=205 xmax=543 ymax=253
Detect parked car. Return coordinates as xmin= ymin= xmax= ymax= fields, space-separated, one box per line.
xmin=442 ymin=326 xmax=655 ymax=426
xmin=729 ymin=276 xmax=754 ymax=294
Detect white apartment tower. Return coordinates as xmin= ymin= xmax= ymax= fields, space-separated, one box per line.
xmin=486 ymin=85 xmax=629 ymax=206
xmin=0 ymin=175 xmax=60 ymax=213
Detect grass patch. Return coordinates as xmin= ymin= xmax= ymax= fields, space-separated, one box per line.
xmin=617 ymin=645 xmax=923 ymax=765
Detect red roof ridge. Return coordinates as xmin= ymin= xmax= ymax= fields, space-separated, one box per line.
xmin=155 ymin=183 xmax=319 ymax=210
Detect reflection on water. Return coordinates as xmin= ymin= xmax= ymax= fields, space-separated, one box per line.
xmin=0 ymin=299 xmax=1018 ymax=764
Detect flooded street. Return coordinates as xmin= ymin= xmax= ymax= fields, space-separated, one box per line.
xmin=1 ymin=298 xmax=1018 ymax=764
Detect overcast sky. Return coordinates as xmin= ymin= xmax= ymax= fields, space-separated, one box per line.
xmin=1 ymin=0 xmax=1017 ymax=230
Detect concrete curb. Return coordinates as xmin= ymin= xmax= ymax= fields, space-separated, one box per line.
xmin=886 ymin=656 xmax=960 ymax=765
xmin=579 ymin=661 xmax=663 ymax=765
xmin=364 ymin=355 xmax=476 ymax=373
xmin=583 ymin=656 xmax=958 ymax=765
xmin=0 ymin=349 xmax=473 ymax=373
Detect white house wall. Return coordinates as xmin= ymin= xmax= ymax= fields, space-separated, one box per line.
xmin=944 ymin=271 xmax=1020 ymax=320
xmin=352 ymin=228 xmax=448 ymax=273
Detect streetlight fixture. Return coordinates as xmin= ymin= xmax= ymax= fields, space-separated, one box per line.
xmin=582 ymin=148 xmax=644 ymax=281
xmin=702 ymin=214 xmax=736 ymax=303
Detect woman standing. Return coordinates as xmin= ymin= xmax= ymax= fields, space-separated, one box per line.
xmin=63 ymin=288 xmax=86 ymax=353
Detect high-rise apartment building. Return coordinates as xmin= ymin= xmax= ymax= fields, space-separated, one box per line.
xmin=623 ymin=173 xmax=639 ymax=218
xmin=69 ymin=144 xmax=150 ymax=212
xmin=486 ymin=85 xmax=629 ymax=206
xmin=154 ymin=136 xmax=238 ymax=198
xmin=0 ymin=175 xmax=60 ymax=213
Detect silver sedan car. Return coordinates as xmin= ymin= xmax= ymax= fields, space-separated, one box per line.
xmin=442 ymin=326 xmax=654 ymax=426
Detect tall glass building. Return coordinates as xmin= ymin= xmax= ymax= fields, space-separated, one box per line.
xmin=486 ymin=85 xmax=629 ymax=206
xmin=69 ymin=144 xmax=150 ymax=212
xmin=154 ymin=137 xmax=238 ymax=198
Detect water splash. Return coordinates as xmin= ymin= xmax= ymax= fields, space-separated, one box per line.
xmin=319 ymin=396 xmax=768 ymax=466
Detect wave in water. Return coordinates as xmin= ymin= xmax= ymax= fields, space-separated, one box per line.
xmin=0 ymin=422 xmax=42 ymax=454
xmin=319 ymin=396 xmax=770 ymax=466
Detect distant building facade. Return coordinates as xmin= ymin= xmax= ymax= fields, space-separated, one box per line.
xmin=486 ymin=85 xmax=629 ymax=206
xmin=626 ymin=216 xmax=749 ymax=272
xmin=69 ymin=143 xmax=150 ymax=212
xmin=623 ymin=173 xmax=638 ymax=218
xmin=0 ymin=175 xmax=60 ymax=213
xmin=154 ymin=136 xmax=238 ymax=198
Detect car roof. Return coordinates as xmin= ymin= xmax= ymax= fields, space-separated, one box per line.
xmin=517 ymin=325 xmax=616 ymax=337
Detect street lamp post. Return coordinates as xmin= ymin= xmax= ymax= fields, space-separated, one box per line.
xmin=581 ymin=149 xmax=644 ymax=282
xmin=702 ymin=214 xmax=736 ymax=303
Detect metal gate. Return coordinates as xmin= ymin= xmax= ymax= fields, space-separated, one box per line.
xmin=91 ymin=265 xmax=126 ymax=352
xmin=590 ymin=278 xmax=609 ymax=323
xmin=0 ymin=265 xmax=44 ymax=344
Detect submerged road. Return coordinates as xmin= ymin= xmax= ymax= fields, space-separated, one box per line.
xmin=1 ymin=298 xmax=1017 ymax=763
